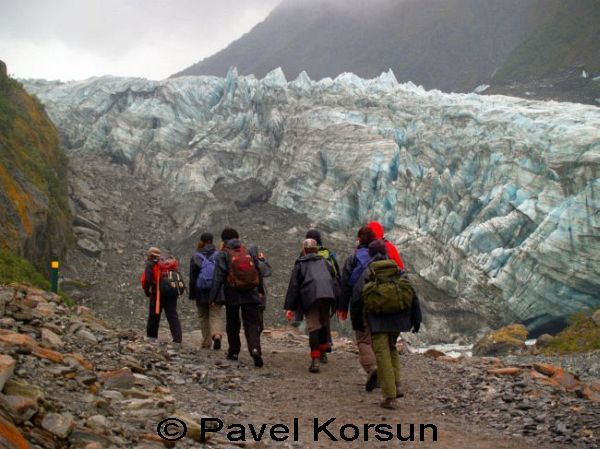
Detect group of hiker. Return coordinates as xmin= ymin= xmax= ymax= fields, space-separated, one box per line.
xmin=141 ymin=221 xmax=422 ymax=410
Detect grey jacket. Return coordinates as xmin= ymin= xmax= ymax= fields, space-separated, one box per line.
xmin=284 ymin=253 xmax=336 ymax=314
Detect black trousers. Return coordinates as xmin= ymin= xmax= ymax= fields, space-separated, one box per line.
xmin=147 ymin=295 xmax=182 ymax=343
xmin=226 ymin=303 xmax=262 ymax=356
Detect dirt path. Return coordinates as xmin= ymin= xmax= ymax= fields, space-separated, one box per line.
xmin=168 ymin=330 xmax=577 ymax=449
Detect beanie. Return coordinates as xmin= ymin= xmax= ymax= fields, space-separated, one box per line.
xmin=305 ymin=229 xmax=322 ymax=246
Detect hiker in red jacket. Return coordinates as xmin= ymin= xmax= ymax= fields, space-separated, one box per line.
xmin=367 ymin=221 xmax=405 ymax=271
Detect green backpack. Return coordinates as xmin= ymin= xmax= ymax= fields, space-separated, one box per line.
xmin=362 ymin=260 xmax=414 ymax=314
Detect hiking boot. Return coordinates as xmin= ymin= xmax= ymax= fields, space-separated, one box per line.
xmin=145 ymin=337 xmax=159 ymax=345
xmin=226 ymin=353 xmax=238 ymax=362
xmin=319 ymin=352 xmax=328 ymax=364
xmin=212 ymin=336 xmax=222 ymax=351
xmin=396 ymin=386 xmax=404 ymax=398
xmin=366 ymin=369 xmax=378 ymax=392
xmin=380 ymin=398 xmax=398 ymax=410
xmin=251 ymin=348 xmax=263 ymax=368
xmin=309 ymin=359 xmax=320 ymax=373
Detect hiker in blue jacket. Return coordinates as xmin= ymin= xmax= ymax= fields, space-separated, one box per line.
xmin=189 ymin=232 xmax=223 ymax=350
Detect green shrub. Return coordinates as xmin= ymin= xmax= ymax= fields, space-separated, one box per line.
xmin=0 ymin=249 xmax=74 ymax=306
xmin=542 ymin=310 xmax=600 ymax=354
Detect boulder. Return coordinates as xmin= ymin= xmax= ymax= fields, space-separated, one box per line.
xmin=77 ymin=239 xmax=102 ymax=257
xmin=472 ymin=324 xmax=528 ymax=356
xmin=592 ymin=309 xmax=600 ymax=326
xmin=535 ymin=333 xmax=555 ymax=348
xmin=100 ymin=368 xmax=135 ymax=390
xmin=41 ymin=328 xmax=64 ymax=349
xmin=0 ymin=415 xmax=30 ymax=449
xmin=0 ymin=394 xmax=39 ymax=423
xmin=42 ymin=412 xmax=75 ymax=439
xmin=0 ymin=355 xmax=16 ymax=391
xmin=423 ymin=349 xmax=446 ymax=359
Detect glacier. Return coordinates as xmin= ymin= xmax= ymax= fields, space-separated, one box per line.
xmin=23 ymin=68 xmax=600 ymax=335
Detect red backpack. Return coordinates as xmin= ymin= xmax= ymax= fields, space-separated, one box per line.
xmin=225 ymin=245 xmax=260 ymax=291
xmin=158 ymin=257 xmax=186 ymax=296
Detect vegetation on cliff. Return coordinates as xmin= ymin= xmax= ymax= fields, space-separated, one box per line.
xmin=0 ymin=64 xmax=71 ymax=273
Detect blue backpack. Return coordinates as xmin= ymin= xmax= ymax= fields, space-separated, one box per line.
xmin=195 ymin=252 xmax=217 ymax=290
xmin=348 ymin=247 xmax=371 ymax=287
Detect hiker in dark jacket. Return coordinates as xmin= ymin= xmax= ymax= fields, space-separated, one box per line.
xmin=209 ymin=228 xmax=265 ymax=367
xmin=337 ymin=226 xmax=378 ymax=377
xmin=305 ymin=229 xmax=340 ymax=352
xmin=285 ymin=238 xmax=337 ymax=373
xmin=189 ymin=232 xmax=223 ymax=350
xmin=142 ymin=247 xmax=182 ymax=345
xmin=350 ymin=240 xmax=422 ymax=409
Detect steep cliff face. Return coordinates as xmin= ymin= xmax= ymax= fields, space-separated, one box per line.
xmin=0 ymin=64 xmax=71 ymax=272
xmin=23 ymin=70 xmax=600 ymax=335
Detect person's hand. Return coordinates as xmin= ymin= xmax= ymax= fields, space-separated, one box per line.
xmin=336 ymin=310 xmax=348 ymax=321
xmin=412 ymin=322 xmax=420 ymax=333
xmin=285 ymin=310 xmax=294 ymax=322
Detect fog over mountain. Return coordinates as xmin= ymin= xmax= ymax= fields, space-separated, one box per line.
xmin=174 ymin=0 xmax=600 ymax=103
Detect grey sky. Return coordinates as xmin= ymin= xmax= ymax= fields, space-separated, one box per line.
xmin=0 ymin=0 xmax=282 ymax=80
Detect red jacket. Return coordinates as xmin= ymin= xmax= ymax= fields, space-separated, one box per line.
xmin=367 ymin=221 xmax=405 ymax=271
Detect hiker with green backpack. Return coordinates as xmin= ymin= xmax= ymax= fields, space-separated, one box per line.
xmin=350 ymin=240 xmax=422 ymax=410
xmin=209 ymin=228 xmax=265 ymax=367
xmin=337 ymin=226 xmax=378 ymax=387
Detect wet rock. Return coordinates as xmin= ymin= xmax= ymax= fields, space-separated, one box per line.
xmin=0 ymin=354 xmax=16 ymax=391
xmin=473 ymin=324 xmax=528 ymax=356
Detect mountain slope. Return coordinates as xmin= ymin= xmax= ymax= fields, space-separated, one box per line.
xmin=0 ymin=60 xmax=71 ymax=273
xmin=173 ymin=0 xmax=600 ymax=102
xmin=173 ymin=0 xmax=537 ymax=92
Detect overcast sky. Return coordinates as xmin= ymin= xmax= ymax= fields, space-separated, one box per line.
xmin=0 ymin=0 xmax=282 ymax=81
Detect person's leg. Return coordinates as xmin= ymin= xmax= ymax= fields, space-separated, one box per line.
xmin=372 ymin=333 xmax=397 ymax=403
xmin=210 ymin=303 xmax=224 ymax=349
xmin=305 ymin=302 xmax=322 ymax=372
xmin=389 ymin=332 xmax=402 ymax=396
xmin=163 ymin=296 xmax=182 ymax=343
xmin=355 ymin=327 xmax=377 ymax=374
xmin=241 ymin=303 xmax=262 ymax=366
xmin=225 ymin=304 xmax=242 ymax=358
xmin=146 ymin=296 xmax=160 ymax=340
xmin=318 ymin=299 xmax=331 ymax=361
xmin=196 ymin=302 xmax=211 ymax=348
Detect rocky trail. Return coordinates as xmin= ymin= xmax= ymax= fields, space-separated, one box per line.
xmin=1 ymin=284 xmax=598 ymax=449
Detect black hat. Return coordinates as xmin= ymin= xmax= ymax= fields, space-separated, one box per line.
xmin=221 ymin=227 xmax=239 ymax=241
xmin=305 ymin=229 xmax=322 ymax=246
xmin=200 ymin=232 xmax=213 ymax=243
